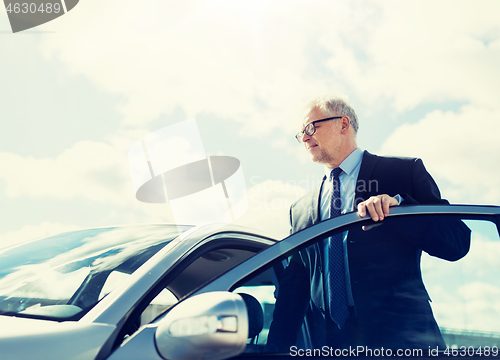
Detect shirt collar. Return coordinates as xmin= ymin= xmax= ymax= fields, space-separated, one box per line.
xmin=324 ymin=148 xmax=363 ymax=178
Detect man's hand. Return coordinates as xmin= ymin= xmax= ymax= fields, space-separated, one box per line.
xmin=357 ymin=194 xmax=399 ymax=221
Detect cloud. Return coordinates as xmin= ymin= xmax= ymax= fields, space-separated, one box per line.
xmin=430 ymin=281 xmax=500 ymax=333
xmin=0 ymin=140 xmax=131 ymax=204
xmin=324 ymin=0 xmax=500 ymax=112
xmin=233 ymin=179 xmax=308 ymax=238
xmin=4 ymin=0 xmax=498 ymax=240
xmin=0 ymin=128 xmax=306 ymax=229
xmin=35 ymin=0 xmax=499 ymax=154
xmin=378 ymin=105 xmax=500 ymax=204
xmin=38 ymin=0 xmax=320 ymax=136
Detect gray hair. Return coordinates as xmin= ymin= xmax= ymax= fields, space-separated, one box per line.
xmin=305 ymin=95 xmax=359 ymax=133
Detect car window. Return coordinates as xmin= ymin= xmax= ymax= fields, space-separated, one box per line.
xmin=167 ymin=248 xmax=260 ymax=299
xmin=140 ymin=288 xmax=178 ymax=326
xmin=0 ymin=225 xmax=188 ymax=320
xmin=134 ymin=243 xmax=266 ymax=330
xmin=421 ymin=219 xmax=500 ymax=349
xmin=233 ymin=266 xmax=281 ymax=348
xmin=230 ymin=213 xmax=500 ymax=356
xmin=99 ymin=270 xmax=179 ymax=327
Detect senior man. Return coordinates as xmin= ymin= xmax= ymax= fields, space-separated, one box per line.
xmin=266 ymin=95 xmax=471 ymax=351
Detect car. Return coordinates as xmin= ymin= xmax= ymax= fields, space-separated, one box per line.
xmin=0 ymin=204 xmax=500 ymax=360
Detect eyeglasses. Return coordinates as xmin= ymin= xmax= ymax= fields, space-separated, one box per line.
xmin=295 ymin=116 xmax=343 ymax=143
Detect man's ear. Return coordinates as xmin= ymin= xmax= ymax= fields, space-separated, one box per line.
xmin=341 ymin=116 xmax=350 ymax=133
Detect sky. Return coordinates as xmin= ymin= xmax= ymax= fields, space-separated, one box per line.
xmin=1 ymin=0 xmax=499 ymax=244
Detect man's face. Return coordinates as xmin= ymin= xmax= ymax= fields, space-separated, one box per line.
xmin=300 ymin=107 xmax=342 ymax=167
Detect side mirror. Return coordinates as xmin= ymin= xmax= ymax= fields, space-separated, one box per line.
xmin=155 ymin=292 xmax=248 ymax=360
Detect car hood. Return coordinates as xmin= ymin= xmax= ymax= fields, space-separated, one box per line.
xmin=0 ymin=315 xmax=115 ymax=360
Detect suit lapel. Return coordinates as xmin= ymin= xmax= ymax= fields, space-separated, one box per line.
xmin=354 ymin=151 xmax=379 ymax=208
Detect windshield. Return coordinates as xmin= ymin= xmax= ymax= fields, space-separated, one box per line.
xmin=0 ymin=224 xmax=191 ymax=320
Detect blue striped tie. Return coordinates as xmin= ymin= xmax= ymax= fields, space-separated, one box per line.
xmin=327 ymin=167 xmax=349 ymax=328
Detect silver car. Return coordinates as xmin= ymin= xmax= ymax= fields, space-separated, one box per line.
xmin=1 ymin=205 xmax=500 ymax=359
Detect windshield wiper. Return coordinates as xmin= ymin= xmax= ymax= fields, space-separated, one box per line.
xmin=0 ymin=310 xmax=45 ymax=319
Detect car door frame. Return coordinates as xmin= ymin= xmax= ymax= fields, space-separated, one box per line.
xmin=196 ymin=205 xmax=500 ymax=296
xmin=193 ymin=204 xmax=500 ymax=354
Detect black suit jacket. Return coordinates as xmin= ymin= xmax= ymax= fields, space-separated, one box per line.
xmin=268 ymin=151 xmax=471 ymax=350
